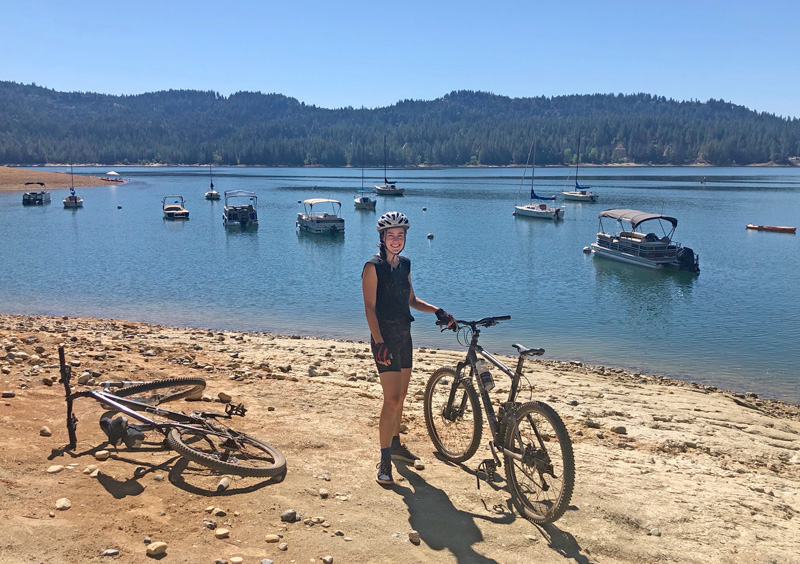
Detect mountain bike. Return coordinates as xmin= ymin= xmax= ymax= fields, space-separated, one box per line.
xmin=59 ymin=347 xmax=286 ymax=478
xmin=423 ymin=316 xmax=574 ymax=524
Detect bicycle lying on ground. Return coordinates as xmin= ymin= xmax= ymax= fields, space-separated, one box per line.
xmin=59 ymin=347 xmax=286 ymax=478
xmin=424 ymin=316 xmax=574 ymax=524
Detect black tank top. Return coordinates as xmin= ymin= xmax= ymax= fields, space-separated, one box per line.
xmin=365 ymin=254 xmax=415 ymax=323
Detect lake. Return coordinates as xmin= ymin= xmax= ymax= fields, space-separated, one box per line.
xmin=1 ymin=165 xmax=799 ymax=403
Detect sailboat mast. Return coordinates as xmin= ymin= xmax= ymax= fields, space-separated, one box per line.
xmin=575 ymin=132 xmax=581 ymax=185
xmin=383 ymin=135 xmax=388 ymax=183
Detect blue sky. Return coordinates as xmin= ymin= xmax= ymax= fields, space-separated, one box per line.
xmin=2 ymin=1 xmax=797 ymax=118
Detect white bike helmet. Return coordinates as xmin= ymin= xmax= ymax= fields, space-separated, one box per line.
xmin=376 ymin=211 xmax=410 ymax=232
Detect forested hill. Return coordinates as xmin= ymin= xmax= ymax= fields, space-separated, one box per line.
xmin=1 ymin=81 xmax=798 ymax=167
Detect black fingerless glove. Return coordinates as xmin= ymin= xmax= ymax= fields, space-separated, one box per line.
xmin=373 ymin=342 xmax=393 ymax=365
xmin=435 ymin=308 xmax=456 ymax=329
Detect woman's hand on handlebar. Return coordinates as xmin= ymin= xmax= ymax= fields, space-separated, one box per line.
xmin=435 ymin=308 xmax=458 ymax=332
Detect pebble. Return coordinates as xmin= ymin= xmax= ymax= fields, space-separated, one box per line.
xmin=322 ymin=557 xmax=334 ymax=564
xmin=217 ymin=477 xmax=231 ymax=491
xmin=215 ymin=528 xmax=230 ymax=539
xmin=611 ymin=426 xmax=628 ymax=435
xmin=334 ymin=529 xmax=344 ymax=536
xmin=144 ymin=536 xmax=151 ymax=544
xmin=218 ymin=392 xmax=232 ymax=403
xmin=278 ymin=542 xmax=288 ymax=551
xmin=319 ymin=488 xmax=329 ymax=499
xmin=145 ymin=541 xmax=167 ymax=556
xmin=413 ymin=460 xmax=425 ymax=470
xmin=95 ymin=450 xmax=110 ymax=461
xmin=203 ymin=520 xmax=217 ymax=529
xmin=40 ymin=426 xmax=52 ymax=437
xmin=90 ymin=469 xmax=100 ymax=478
xmin=648 ymin=528 xmax=662 ymax=537
xmin=1 ymin=391 xmax=15 ymax=398
xmin=408 ymin=530 xmax=420 ymax=545
xmin=47 ymin=465 xmax=64 ymax=473
xmin=260 ymin=560 xmax=274 ymax=564
xmin=230 ymin=557 xmax=244 ymax=564
xmin=101 ymin=548 xmax=119 ymax=556
xmin=213 ymin=507 xmax=227 ymax=517
xmin=265 ymin=534 xmax=281 ymax=543
xmin=55 ymin=498 xmax=71 ymax=510
xmin=154 ymin=474 xmax=164 ymax=481
xmin=525 ymin=534 xmax=538 ymax=542
xmin=585 ymin=419 xmax=601 ymax=428
xmin=281 ymin=509 xmax=297 ymax=522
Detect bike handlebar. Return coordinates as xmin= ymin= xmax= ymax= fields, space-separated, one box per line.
xmin=438 ymin=315 xmax=511 ymax=332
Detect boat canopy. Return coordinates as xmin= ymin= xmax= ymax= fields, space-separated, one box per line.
xmin=304 ymin=198 xmax=341 ymax=206
xmin=598 ymin=209 xmax=678 ymax=229
xmin=224 ymin=190 xmax=257 ymax=199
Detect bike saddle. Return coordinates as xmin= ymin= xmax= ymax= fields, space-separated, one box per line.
xmin=100 ymin=415 xmax=129 ymax=447
xmin=512 ymin=344 xmax=545 ymax=357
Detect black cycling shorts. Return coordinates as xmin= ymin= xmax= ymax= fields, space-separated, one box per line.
xmin=370 ymin=321 xmax=413 ymax=374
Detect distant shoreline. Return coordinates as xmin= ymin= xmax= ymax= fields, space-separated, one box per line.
xmin=10 ymin=160 xmax=800 ymax=169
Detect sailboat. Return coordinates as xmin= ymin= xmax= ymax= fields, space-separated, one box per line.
xmin=205 ymin=167 xmax=221 ymax=200
xmin=374 ymin=136 xmax=404 ymax=195
xmin=562 ymin=132 xmax=598 ymax=202
xmin=354 ymin=165 xmax=376 ymax=210
xmin=513 ymin=141 xmax=565 ymax=220
xmin=62 ymin=165 xmax=83 ymax=208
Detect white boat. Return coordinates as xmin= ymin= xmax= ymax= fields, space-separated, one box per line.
xmin=63 ymin=191 xmax=83 ymax=208
xmin=205 ymin=167 xmax=220 ymax=200
xmin=375 ymin=135 xmax=404 ymax=195
xmin=222 ymin=190 xmax=258 ymax=227
xmin=590 ymin=208 xmax=699 ymax=273
xmin=162 ymin=195 xmax=189 ymax=219
xmin=22 ymin=183 xmax=51 ymax=205
xmin=513 ymin=141 xmax=565 ymax=220
xmin=354 ymin=191 xmax=377 ymax=210
xmin=354 ymin=166 xmax=376 ymax=210
xmin=62 ymin=166 xmax=83 ymax=208
xmin=562 ymin=133 xmax=598 ymax=202
xmin=297 ymin=198 xmax=345 ymax=234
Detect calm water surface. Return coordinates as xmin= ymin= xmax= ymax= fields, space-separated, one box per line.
xmin=1 ymin=166 xmax=799 ymax=402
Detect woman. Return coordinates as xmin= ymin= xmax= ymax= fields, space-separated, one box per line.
xmin=362 ymin=211 xmax=456 ymax=485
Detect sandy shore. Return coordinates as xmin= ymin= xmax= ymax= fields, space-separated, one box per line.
xmin=0 ymin=166 xmax=111 ymax=192
xmin=1 ymin=313 xmax=799 ymax=563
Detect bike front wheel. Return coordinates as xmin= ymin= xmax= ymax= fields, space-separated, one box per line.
xmin=503 ymin=401 xmax=575 ymax=524
xmin=167 ymin=425 xmax=286 ymax=478
xmin=113 ymin=377 xmax=206 ymax=406
xmin=423 ymin=366 xmax=483 ymax=463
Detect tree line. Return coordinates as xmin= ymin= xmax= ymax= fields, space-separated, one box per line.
xmin=1 ymin=81 xmax=798 ymax=167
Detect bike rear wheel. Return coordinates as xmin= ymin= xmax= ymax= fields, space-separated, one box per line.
xmin=503 ymin=401 xmax=574 ymax=524
xmin=167 ymin=425 xmax=286 ymax=478
xmin=423 ymin=366 xmax=482 ymax=463
xmin=113 ymin=377 xmax=206 ymax=406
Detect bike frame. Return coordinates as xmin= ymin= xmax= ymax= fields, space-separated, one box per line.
xmin=60 ymin=348 xmax=234 ymax=450
xmin=449 ymin=319 xmax=543 ymax=464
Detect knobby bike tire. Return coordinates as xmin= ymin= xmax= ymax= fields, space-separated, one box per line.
xmin=113 ymin=377 xmax=206 ymax=406
xmin=503 ymin=401 xmax=575 ymax=524
xmin=423 ymin=366 xmax=483 ymax=463
xmin=167 ymin=426 xmax=286 ymax=478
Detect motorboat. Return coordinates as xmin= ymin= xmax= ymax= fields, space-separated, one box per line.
xmin=562 ymin=133 xmax=598 ymax=202
xmin=513 ymin=141 xmax=564 ymax=220
xmin=746 ymin=224 xmax=796 ymax=234
xmin=297 ymin=198 xmax=345 ymax=234
xmin=354 ymin=166 xmax=376 ymax=210
xmin=354 ymin=191 xmax=377 ymax=210
xmin=205 ymin=167 xmax=221 ymax=200
xmin=222 ymin=190 xmax=258 ymax=227
xmin=162 ymin=195 xmax=190 ymax=219
xmin=22 ymin=183 xmax=51 ymax=205
xmin=375 ymin=135 xmax=404 ymax=195
xmin=101 ymin=171 xmax=126 ymax=183
xmin=62 ymin=166 xmax=83 ymax=208
xmin=590 ymin=208 xmax=699 ymax=273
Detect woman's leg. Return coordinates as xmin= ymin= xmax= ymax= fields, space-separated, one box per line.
xmin=378 ymin=370 xmax=403 ymax=448
xmin=393 ymin=367 xmax=412 ymax=436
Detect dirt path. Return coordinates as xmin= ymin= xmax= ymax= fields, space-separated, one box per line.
xmin=1 ymin=314 xmax=799 ymax=563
